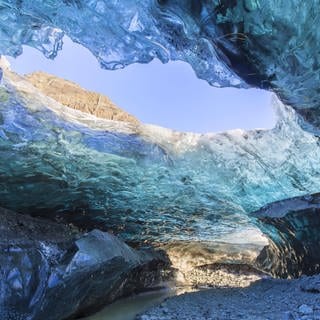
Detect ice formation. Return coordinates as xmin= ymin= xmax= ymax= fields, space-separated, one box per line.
xmin=0 ymin=63 xmax=319 ymax=248
xmin=1 ymin=0 xmax=320 ymax=132
xmin=2 ymin=2 xmax=320 ymax=319
xmin=0 ymin=1 xmax=320 ymax=285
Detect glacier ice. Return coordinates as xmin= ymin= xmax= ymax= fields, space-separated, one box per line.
xmin=1 ymin=64 xmax=320 ymax=249
xmin=1 ymin=0 xmax=320 ymax=132
xmin=0 ymin=207 xmax=168 ymax=320
xmin=254 ymin=193 xmax=320 ymax=277
xmin=1 ymin=1 xmax=320 ymax=281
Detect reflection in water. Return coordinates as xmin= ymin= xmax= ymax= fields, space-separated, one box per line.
xmin=83 ymin=289 xmax=173 ymax=320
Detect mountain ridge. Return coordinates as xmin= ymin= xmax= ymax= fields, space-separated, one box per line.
xmin=26 ymin=71 xmax=139 ymax=125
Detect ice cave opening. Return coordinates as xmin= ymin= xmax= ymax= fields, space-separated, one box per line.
xmin=2 ymin=1 xmax=320 ymax=318
xmin=2 ymin=42 xmax=320 ymax=280
xmin=5 ymin=37 xmax=280 ymax=269
xmin=7 ymin=37 xmax=275 ymax=133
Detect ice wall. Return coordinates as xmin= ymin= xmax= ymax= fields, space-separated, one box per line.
xmin=1 ymin=64 xmax=320 ymax=246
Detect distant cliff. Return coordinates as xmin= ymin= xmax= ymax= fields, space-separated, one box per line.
xmin=26 ymin=72 xmax=139 ymax=125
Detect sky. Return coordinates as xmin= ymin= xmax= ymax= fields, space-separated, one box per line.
xmin=7 ymin=37 xmax=275 ymax=133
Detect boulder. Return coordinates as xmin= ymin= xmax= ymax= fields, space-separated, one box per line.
xmin=254 ymin=193 xmax=320 ymax=278
xmin=0 ymin=208 xmax=169 ymax=320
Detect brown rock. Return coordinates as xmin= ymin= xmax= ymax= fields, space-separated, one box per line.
xmin=26 ymin=72 xmax=139 ymax=125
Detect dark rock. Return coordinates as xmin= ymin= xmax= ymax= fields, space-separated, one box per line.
xmin=300 ymin=275 xmax=320 ymax=294
xmin=298 ymin=304 xmax=313 ymax=315
xmin=283 ymin=311 xmax=295 ymax=320
xmin=0 ymin=207 xmax=169 ymax=320
xmin=254 ymin=193 xmax=320 ymax=278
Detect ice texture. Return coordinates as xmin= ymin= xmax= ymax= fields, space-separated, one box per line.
xmin=1 ymin=1 xmax=320 ymax=132
xmin=0 ymin=62 xmax=320 ymax=246
xmin=0 ymin=207 xmax=167 ymax=320
xmin=254 ymin=193 xmax=320 ymax=277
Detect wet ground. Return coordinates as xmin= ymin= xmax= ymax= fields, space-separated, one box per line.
xmin=136 ymin=276 xmax=320 ymax=320
xmin=82 ymin=289 xmax=173 ymax=320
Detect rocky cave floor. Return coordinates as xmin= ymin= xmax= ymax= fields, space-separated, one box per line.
xmin=136 ymin=275 xmax=320 ymax=320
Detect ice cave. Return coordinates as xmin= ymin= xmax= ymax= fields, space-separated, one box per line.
xmin=1 ymin=1 xmax=320 ymax=319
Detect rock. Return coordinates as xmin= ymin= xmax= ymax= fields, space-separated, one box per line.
xmin=161 ymin=307 xmax=169 ymax=314
xmin=254 ymin=193 xmax=320 ymax=278
xmin=0 ymin=207 xmax=169 ymax=320
xmin=160 ymin=241 xmax=266 ymax=287
xmin=283 ymin=311 xmax=295 ymax=320
xmin=137 ymin=275 xmax=320 ymax=320
xmin=298 ymin=304 xmax=313 ymax=315
xmin=300 ymin=275 xmax=320 ymax=293
xmin=26 ymin=72 xmax=139 ymax=125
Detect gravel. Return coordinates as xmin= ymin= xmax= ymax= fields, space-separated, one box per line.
xmin=136 ymin=275 xmax=320 ymax=320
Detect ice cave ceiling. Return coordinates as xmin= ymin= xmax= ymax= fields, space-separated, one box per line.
xmin=0 ymin=0 xmax=320 ymax=258
xmin=1 ymin=0 xmax=320 ymax=132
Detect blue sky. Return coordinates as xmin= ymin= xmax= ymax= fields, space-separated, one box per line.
xmin=7 ymin=37 xmax=275 ymax=133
